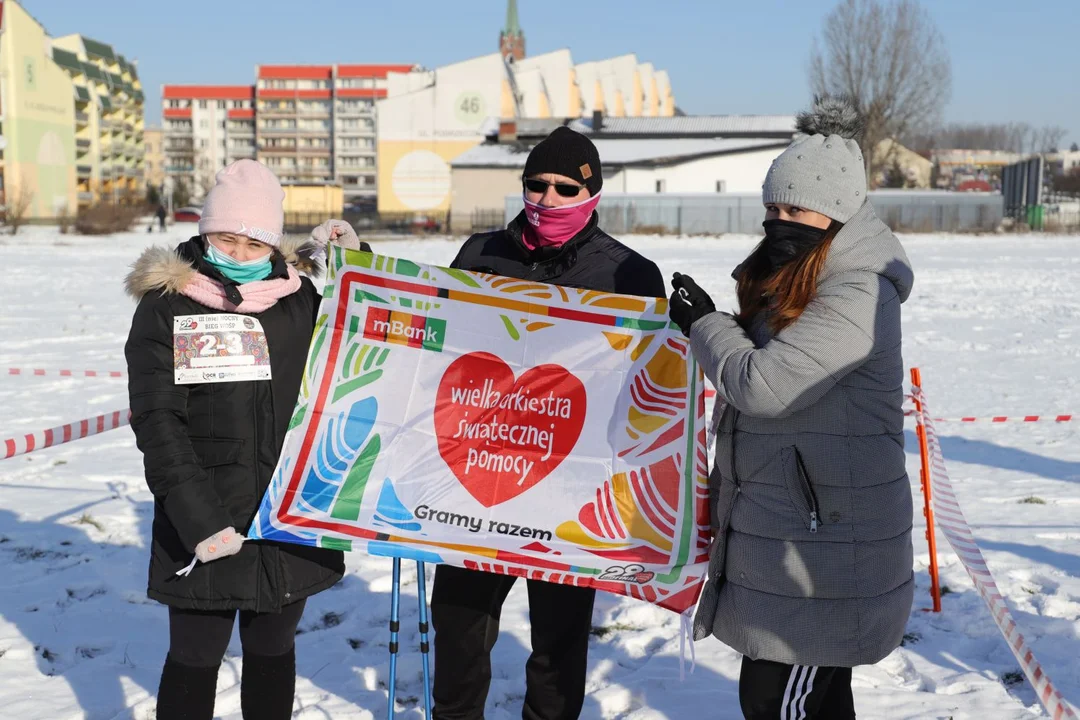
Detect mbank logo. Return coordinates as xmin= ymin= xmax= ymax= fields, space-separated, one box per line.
xmin=363 ymin=308 xmax=446 ymax=352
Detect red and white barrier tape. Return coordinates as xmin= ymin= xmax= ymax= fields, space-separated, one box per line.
xmin=917 ymin=414 xmax=1074 ymax=424
xmin=2 ymin=409 xmax=131 ymax=460
xmin=914 ymin=386 xmax=1077 ymax=719
xmin=6 ymin=368 xmax=125 ymax=378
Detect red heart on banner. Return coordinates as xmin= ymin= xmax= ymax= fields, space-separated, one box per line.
xmin=434 ymin=352 xmax=587 ymax=508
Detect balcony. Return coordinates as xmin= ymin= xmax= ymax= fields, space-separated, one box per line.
xmin=258 ymin=126 xmax=299 ymax=135
xmin=166 ymin=165 xmax=194 ymax=173
xmin=296 ymin=146 xmax=332 ymax=155
xmin=78 ymin=191 xmax=95 ymax=204
xmin=335 ymin=104 xmax=374 ymax=116
xmin=76 ymin=138 xmax=92 ymax=150
xmin=228 ymin=124 xmax=256 ymax=136
xmin=77 ymin=164 xmax=92 ymax=177
xmin=76 ymin=112 xmax=91 ymax=125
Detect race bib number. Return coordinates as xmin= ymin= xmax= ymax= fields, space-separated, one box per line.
xmin=173 ymin=314 xmax=272 ymax=384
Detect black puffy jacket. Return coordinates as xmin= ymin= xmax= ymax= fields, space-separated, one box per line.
xmin=452 ymin=210 xmax=665 ymax=296
xmin=124 ymin=236 xmax=344 ymax=613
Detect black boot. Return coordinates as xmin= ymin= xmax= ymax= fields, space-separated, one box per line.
xmin=241 ymin=649 xmax=296 ymax=720
xmin=156 ymin=654 xmax=219 ymax=720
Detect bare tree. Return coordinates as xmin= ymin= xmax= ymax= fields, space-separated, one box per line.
xmin=810 ymin=0 xmax=952 ymax=186
xmin=1029 ymin=125 xmax=1069 ymax=154
xmin=907 ymin=122 xmax=1031 ymax=153
xmin=5 ymin=184 xmax=36 ymax=235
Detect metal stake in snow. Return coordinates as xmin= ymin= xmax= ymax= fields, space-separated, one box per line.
xmin=2 ymin=409 xmax=131 ymax=460
xmin=913 ymin=376 xmax=1078 ymax=719
xmin=386 ymin=559 xmax=434 ymax=719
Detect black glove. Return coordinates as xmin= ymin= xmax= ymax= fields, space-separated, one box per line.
xmin=669 ymin=273 xmax=716 ymax=337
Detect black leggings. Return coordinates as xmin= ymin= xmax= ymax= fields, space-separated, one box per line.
xmin=167 ymin=600 xmax=306 ymax=668
xmin=739 ymin=657 xmax=855 ymax=719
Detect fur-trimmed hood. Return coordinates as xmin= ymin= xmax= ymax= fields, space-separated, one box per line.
xmin=124 ymin=235 xmax=323 ymax=300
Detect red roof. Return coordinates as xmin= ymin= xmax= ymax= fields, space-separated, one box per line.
xmin=258 ymin=65 xmax=332 ymax=80
xmin=227 ymin=108 xmax=255 ymax=120
xmin=337 ymin=88 xmax=387 ymax=99
xmin=163 ymin=108 xmax=192 ymax=119
xmin=163 ymin=85 xmax=254 ymax=100
xmin=337 ymin=64 xmax=414 ymax=79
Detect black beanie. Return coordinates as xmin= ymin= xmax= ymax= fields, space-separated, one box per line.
xmin=523 ymin=127 xmax=603 ymax=196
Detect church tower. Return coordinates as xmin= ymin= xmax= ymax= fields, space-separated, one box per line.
xmin=499 ymin=0 xmax=526 ymax=61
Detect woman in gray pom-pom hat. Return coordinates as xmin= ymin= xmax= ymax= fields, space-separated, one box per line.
xmin=667 ymin=96 xmax=915 ymax=719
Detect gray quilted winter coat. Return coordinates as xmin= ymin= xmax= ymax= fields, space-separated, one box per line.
xmin=689 ymin=201 xmax=915 ymax=668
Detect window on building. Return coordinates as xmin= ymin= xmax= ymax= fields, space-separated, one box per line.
xmin=715 ymin=180 xmax=727 ymax=193
xmin=218 ymin=101 xmax=226 ymax=109
xmin=199 ymin=100 xmax=208 ymax=109
xmin=655 ymin=180 xmax=666 ymax=193
xmin=200 ymin=119 xmax=209 ymax=129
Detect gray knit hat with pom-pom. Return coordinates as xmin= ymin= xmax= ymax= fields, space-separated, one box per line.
xmin=763 ymin=95 xmax=867 ymax=223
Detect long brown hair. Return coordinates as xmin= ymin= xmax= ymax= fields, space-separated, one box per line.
xmin=735 ymin=220 xmax=843 ymax=333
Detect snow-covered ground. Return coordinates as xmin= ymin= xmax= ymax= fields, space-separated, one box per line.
xmin=1 ymin=223 xmax=1078 ymax=719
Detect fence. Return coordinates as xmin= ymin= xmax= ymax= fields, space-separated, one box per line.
xmin=503 ymin=191 xmax=1007 ymax=235
xmin=283 ymin=211 xmax=448 ymax=236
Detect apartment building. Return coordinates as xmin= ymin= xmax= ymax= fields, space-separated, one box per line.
xmin=255 ymin=64 xmax=412 ymax=204
xmin=144 ymin=127 xmax=164 ymax=189
xmin=52 ymin=34 xmax=145 ymax=207
xmin=161 ymin=85 xmax=256 ymax=198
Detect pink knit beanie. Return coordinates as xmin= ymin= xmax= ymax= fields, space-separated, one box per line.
xmin=198 ymin=159 xmax=285 ymax=246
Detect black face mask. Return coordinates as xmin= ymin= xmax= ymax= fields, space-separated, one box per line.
xmin=761 ymin=219 xmax=829 ymax=270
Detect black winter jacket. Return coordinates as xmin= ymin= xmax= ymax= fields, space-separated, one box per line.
xmin=452 ymin=210 xmax=665 ymax=296
xmin=124 ymin=236 xmax=345 ymax=613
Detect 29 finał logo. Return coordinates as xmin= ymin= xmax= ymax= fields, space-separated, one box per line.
xmin=363 ymin=308 xmax=446 ymax=352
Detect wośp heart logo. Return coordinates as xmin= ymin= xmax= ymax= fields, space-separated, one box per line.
xmin=434 ymin=352 xmax=587 ymax=507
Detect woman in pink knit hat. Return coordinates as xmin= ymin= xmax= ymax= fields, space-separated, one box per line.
xmin=123 ymin=159 xmax=368 ymax=720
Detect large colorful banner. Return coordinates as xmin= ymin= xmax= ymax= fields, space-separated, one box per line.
xmin=250 ymin=247 xmax=710 ymax=612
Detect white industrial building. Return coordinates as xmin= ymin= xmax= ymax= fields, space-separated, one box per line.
xmin=447 ymin=116 xmax=795 ymax=232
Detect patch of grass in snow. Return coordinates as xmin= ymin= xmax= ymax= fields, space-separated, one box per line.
xmin=0 ymin=647 xmax=6 ymax=658
xmin=589 ymin=622 xmax=641 ymax=639
xmin=11 ymin=546 xmax=71 ymax=563
xmin=36 ymin=646 xmax=58 ymax=663
xmin=75 ymin=513 xmax=106 ymax=532
xmin=1018 ymin=496 xmax=1046 ymax=504
xmin=1000 ymin=669 xmax=1025 ymax=687
xmin=347 ymin=638 xmax=365 ymax=650
xmin=76 ymin=646 xmax=105 ymax=659
xmin=65 ymin=587 xmax=106 ymax=602
xmin=298 ymin=611 xmax=345 ymax=635
xmin=940 ymin=585 xmax=953 ymax=596
xmin=53 ymin=460 xmax=67 ymax=466
xmin=901 ymin=632 xmax=921 ymax=646
xmin=1022 ymin=586 xmax=1038 ymax=595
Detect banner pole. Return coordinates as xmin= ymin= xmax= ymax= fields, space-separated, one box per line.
xmin=388 ymin=558 xmax=402 ymax=719
xmin=911 ymin=367 xmax=942 ymax=613
xmin=417 ymin=562 xmax=433 ymax=717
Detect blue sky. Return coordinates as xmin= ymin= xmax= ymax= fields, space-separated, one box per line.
xmin=26 ymin=0 xmax=1080 ymax=147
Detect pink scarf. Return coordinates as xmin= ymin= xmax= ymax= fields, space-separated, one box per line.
xmin=521 ymin=193 xmax=601 ymax=250
xmin=179 ymin=266 xmax=302 ymax=314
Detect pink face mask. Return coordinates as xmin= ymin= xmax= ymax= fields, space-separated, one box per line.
xmin=520 ymin=192 xmax=601 ymax=250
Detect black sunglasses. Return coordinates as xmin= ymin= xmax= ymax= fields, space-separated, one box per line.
xmin=523 ymin=178 xmax=586 ymax=198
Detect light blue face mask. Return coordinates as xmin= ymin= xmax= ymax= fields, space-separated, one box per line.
xmin=204 ymin=240 xmax=274 ymax=284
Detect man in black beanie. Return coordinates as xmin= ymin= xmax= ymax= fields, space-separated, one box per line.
xmin=431 ymin=127 xmax=665 ymax=720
